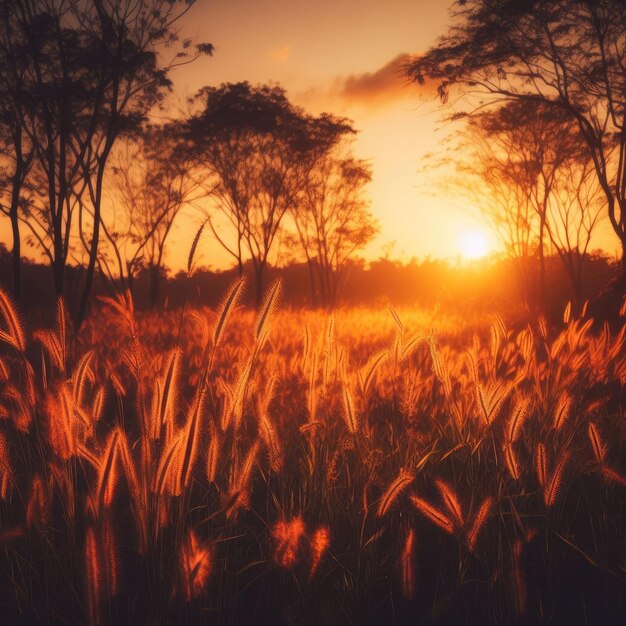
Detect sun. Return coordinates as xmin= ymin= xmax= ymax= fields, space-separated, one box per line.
xmin=459 ymin=229 xmax=491 ymax=260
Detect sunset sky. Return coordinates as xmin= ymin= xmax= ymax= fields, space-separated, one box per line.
xmin=165 ymin=0 xmax=505 ymax=270
xmin=1 ymin=0 xmax=617 ymax=272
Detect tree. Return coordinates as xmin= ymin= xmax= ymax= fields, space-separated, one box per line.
xmin=290 ymin=148 xmax=378 ymax=308
xmin=459 ymin=121 xmax=539 ymax=308
xmin=0 ymin=4 xmax=34 ymax=298
xmin=187 ymin=82 xmax=353 ymax=303
xmin=101 ymin=123 xmax=206 ymax=307
xmin=546 ymin=158 xmax=605 ymax=305
xmin=457 ymin=100 xmax=604 ymax=309
xmin=406 ymin=0 xmax=626 ymax=280
xmin=469 ymin=101 xmax=599 ymax=307
xmin=0 ymin=0 xmax=211 ymax=323
xmin=0 ymin=113 xmax=33 ymax=299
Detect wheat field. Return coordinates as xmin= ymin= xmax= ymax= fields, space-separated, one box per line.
xmin=0 ymin=283 xmax=625 ymax=625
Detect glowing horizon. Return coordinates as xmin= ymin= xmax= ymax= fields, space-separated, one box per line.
xmin=156 ymin=0 xmax=487 ymax=272
xmin=0 ymin=0 xmax=619 ymax=274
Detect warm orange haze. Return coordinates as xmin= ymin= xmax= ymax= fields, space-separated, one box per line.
xmin=0 ymin=1 xmax=625 ymax=626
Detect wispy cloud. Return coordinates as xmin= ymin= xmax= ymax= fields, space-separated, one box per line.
xmin=298 ymin=53 xmax=434 ymax=112
xmin=340 ymin=53 xmax=414 ymax=105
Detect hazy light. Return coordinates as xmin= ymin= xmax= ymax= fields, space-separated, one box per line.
xmin=459 ymin=230 xmax=490 ymax=260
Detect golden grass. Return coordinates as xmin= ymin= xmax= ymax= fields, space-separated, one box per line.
xmin=0 ymin=284 xmax=625 ymax=624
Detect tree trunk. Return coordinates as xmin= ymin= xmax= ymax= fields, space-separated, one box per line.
xmin=319 ymin=262 xmax=329 ymax=309
xmin=53 ymin=254 xmax=64 ymax=296
xmin=77 ymin=142 xmax=113 ymax=327
xmin=9 ymin=201 xmax=21 ymax=298
xmin=306 ymin=257 xmax=318 ymax=307
xmin=516 ymin=257 xmax=532 ymax=313
xmin=77 ymin=208 xmax=99 ymax=325
xmin=9 ymin=144 xmax=27 ymax=298
xmin=538 ymin=216 xmax=546 ymax=311
xmin=326 ymin=268 xmax=338 ymax=311
xmin=237 ymin=234 xmax=244 ymax=277
xmin=149 ymin=263 xmax=160 ymax=309
xmin=575 ymin=257 xmax=584 ymax=310
xmin=127 ymin=269 xmax=135 ymax=299
xmin=621 ymin=239 xmax=626 ymax=287
xmin=254 ymin=262 xmax=265 ymax=306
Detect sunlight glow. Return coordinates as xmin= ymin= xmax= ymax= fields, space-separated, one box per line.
xmin=459 ymin=230 xmax=491 ymax=260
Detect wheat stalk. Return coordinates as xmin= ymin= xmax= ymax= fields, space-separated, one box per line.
xmin=512 ymin=539 xmax=527 ymax=617
xmin=360 ymin=350 xmax=388 ymax=397
xmin=255 ymin=279 xmax=282 ymax=343
xmin=601 ymin=466 xmax=626 ymax=486
xmin=0 ymin=432 xmax=15 ymax=501
xmin=544 ymin=451 xmax=569 ymax=507
xmin=180 ymin=528 xmax=212 ymax=601
xmin=377 ymin=468 xmax=414 ymax=517
xmin=506 ymin=396 xmax=529 ymax=442
xmin=410 ymin=493 xmax=454 ymax=534
xmin=553 ymin=392 xmax=572 ymax=432
xmin=535 ymin=443 xmax=547 ymax=490
xmin=158 ymin=349 xmax=181 ymax=438
xmin=26 ymin=474 xmax=49 ymax=529
xmin=177 ymin=387 xmax=205 ymax=492
xmin=401 ymin=528 xmax=415 ymax=599
xmin=206 ymin=424 xmax=221 ymax=483
xmin=341 ymin=383 xmax=358 ymax=434
xmin=84 ymin=526 xmax=102 ymax=626
xmin=96 ymin=429 xmax=120 ymax=516
xmin=258 ymin=402 xmax=282 ymax=473
xmin=155 ymin=432 xmax=185 ymax=497
xmin=504 ymin=443 xmax=520 ymax=480
xmin=73 ymin=350 xmax=96 ymax=410
xmin=466 ymin=496 xmax=493 ymax=552
xmin=309 ymin=526 xmax=330 ymax=579
xmin=588 ymin=422 xmax=606 ymax=465
xmin=0 ymin=288 xmax=25 ymax=352
xmin=213 ymin=278 xmax=245 ymax=351
xmin=187 ymin=222 xmax=205 ymax=276
xmin=435 ymin=479 xmax=464 ymax=527
xmin=273 ymin=517 xmax=306 ymax=569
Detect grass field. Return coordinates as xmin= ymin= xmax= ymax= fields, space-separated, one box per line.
xmin=0 ymin=282 xmax=625 ymax=625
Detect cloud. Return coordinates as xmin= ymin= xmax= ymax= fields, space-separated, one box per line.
xmin=339 ymin=53 xmax=414 ymax=105
xmin=297 ymin=53 xmax=436 ymax=112
xmin=270 ymin=45 xmax=291 ymax=63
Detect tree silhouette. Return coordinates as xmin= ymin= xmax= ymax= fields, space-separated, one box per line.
xmin=547 ymin=157 xmax=605 ymax=305
xmin=290 ymin=148 xmax=378 ymax=308
xmin=187 ymin=82 xmax=353 ymax=303
xmin=0 ymin=0 xmax=211 ymax=323
xmin=0 ymin=5 xmax=34 ymax=298
xmin=102 ymin=123 xmax=206 ymax=307
xmin=406 ymin=0 xmax=626 ymax=281
xmin=467 ymin=101 xmax=601 ymax=308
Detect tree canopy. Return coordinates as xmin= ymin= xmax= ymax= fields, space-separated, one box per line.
xmin=406 ymin=0 xmax=626 ymax=276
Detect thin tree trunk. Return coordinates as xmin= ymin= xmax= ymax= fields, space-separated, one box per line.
xmin=77 ymin=205 xmax=100 ymax=324
xmin=53 ymin=253 xmax=64 ymax=296
xmin=9 ymin=196 xmax=21 ymax=297
xmin=254 ymin=261 xmax=266 ymax=305
xmin=149 ymin=263 xmax=160 ymax=309
xmin=621 ymin=239 xmax=626 ymax=287
xmin=575 ymin=255 xmax=584 ymax=309
xmin=9 ymin=133 xmax=27 ymax=298
xmin=538 ymin=216 xmax=546 ymax=311
xmin=237 ymin=233 xmax=244 ymax=277
xmin=77 ymin=140 xmax=113 ymax=327
xmin=306 ymin=257 xmax=318 ymax=307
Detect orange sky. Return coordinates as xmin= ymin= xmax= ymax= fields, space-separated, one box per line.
xmin=163 ymin=0 xmax=508 ymax=271
xmin=1 ymin=0 xmax=618 ymax=272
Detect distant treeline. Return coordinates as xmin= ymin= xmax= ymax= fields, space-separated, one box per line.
xmin=1 ymin=245 xmax=618 ymax=322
